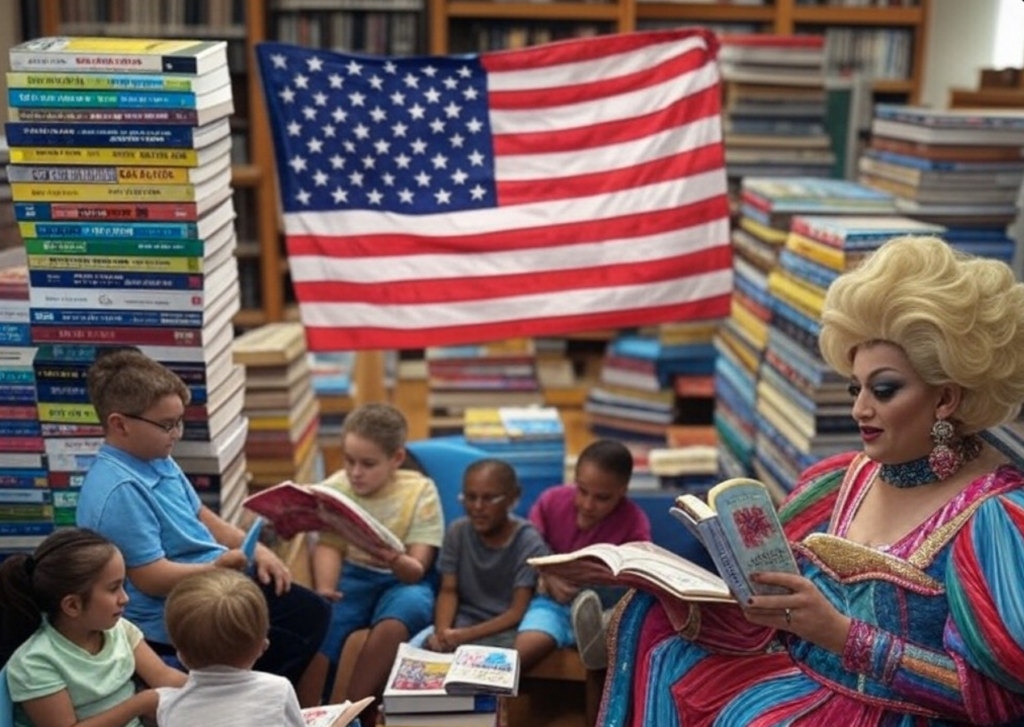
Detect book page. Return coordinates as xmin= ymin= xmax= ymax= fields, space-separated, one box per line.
xmin=383 ymin=644 xmax=454 ymax=697
xmin=309 ymin=484 xmax=406 ymax=553
xmin=445 ymin=645 xmax=519 ymax=696
xmin=301 ymin=696 xmax=374 ymax=727
xmin=241 ymin=482 xmax=323 ymax=540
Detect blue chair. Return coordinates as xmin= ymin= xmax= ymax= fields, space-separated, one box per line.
xmin=0 ymin=665 xmax=14 ymax=727
xmin=406 ymin=437 xmax=489 ymax=526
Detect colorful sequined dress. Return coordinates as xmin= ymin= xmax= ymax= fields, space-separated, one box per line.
xmin=599 ymin=452 xmax=1024 ymax=727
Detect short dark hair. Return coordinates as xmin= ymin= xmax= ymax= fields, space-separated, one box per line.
xmin=576 ymin=439 xmax=633 ymax=486
xmin=87 ymin=348 xmax=190 ymax=427
xmin=464 ymin=458 xmax=520 ymax=495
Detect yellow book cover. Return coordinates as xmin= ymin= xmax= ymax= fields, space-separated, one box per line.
xmin=10 ymin=146 xmax=201 ymax=166
xmin=739 ymin=217 xmax=787 ymax=246
xmin=784 ymin=232 xmax=846 ymax=272
xmin=27 ymin=254 xmax=203 ymax=274
xmin=13 ymin=181 xmax=206 ymax=203
xmin=37 ymin=402 xmax=99 ymax=424
xmin=767 ymin=270 xmax=826 ymax=319
xmin=729 ymin=298 xmax=769 ymax=350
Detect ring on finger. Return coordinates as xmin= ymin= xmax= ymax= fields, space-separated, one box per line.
xmin=784 ymin=607 xmax=792 ymax=625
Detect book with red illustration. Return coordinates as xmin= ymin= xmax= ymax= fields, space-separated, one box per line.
xmin=242 ymin=481 xmax=405 ymax=555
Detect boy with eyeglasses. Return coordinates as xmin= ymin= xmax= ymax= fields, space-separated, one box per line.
xmin=76 ymin=348 xmax=329 ymax=703
xmin=410 ymin=458 xmax=548 ymax=653
xmin=514 ymin=439 xmax=651 ymax=670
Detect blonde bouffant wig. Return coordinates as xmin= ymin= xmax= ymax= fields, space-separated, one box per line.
xmin=819 ymin=235 xmax=1024 ymax=433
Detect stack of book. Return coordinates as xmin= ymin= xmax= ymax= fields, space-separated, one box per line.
xmin=7 ymin=36 xmax=248 ymax=522
xmin=426 ymin=339 xmax=543 ymax=436
xmin=232 ymin=323 xmax=319 ymax=493
xmin=307 ymin=350 xmax=355 ymax=451
xmin=858 ymin=105 xmax=1024 ymax=261
xmin=719 ymin=35 xmax=836 ymax=191
xmin=463 ymin=406 xmax=566 ymax=510
xmin=755 ymin=215 xmax=944 ymax=496
xmin=381 ymin=643 xmax=519 ymax=727
xmin=0 ymin=136 xmax=15 ymax=251
xmin=716 ymin=178 xmax=895 ymax=483
xmin=0 ymin=261 xmax=50 ymax=555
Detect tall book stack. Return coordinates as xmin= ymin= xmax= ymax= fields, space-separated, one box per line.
xmin=463 ymin=406 xmax=565 ymax=513
xmin=6 ymin=37 xmax=248 ymax=522
xmin=719 ymin=35 xmax=836 ymax=193
xmin=426 ymin=339 xmax=543 ymax=436
xmin=858 ymin=105 xmax=1024 ymax=262
xmin=716 ymin=178 xmax=895 ymax=483
xmin=0 ymin=136 xmax=15 ymax=251
xmin=755 ymin=215 xmax=944 ymax=497
xmin=232 ymin=323 xmax=320 ymax=496
xmin=0 ymin=261 xmax=50 ymax=555
xmin=308 ymin=350 xmax=355 ymax=446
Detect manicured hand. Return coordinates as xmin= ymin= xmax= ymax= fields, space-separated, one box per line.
xmin=214 ymin=548 xmax=248 ymax=571
xmin=742 ymin=572 xmax=852 ymax=654
xmin=254 ymin=543 xmax=293 ymax=595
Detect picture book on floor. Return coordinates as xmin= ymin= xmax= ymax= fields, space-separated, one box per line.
xmin=301 ymin=696 xmax=375 ymax=727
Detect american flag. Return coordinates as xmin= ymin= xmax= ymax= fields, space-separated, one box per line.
xmin=256 ymin=30 xmax=732 ymax=350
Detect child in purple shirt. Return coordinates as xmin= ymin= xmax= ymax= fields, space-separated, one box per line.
xmin=514 ymin=439 xmax=651 ymax=670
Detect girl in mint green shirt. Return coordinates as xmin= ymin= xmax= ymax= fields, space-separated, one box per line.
xmin=0 ymin=528 xmax=185 ymax=727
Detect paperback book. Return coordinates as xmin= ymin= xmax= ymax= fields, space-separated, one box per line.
xmin=242 ymin=481 xmax=404 ymax=554
xmin=300 ymin=696 xmax=375 ymax=727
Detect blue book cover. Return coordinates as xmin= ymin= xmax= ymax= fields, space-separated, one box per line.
xmin=34 ymin=382 xmax=89 ymax=403
xmin=779 ymin=249 xmax=838 ymax=289
xmin=0 ymin=387 xmax=37 ymax=405
xmin=611 ymin=335 xmax=716 ymax=362
xmin=9 ymin=89 xmax=202 ymax=109
xmin=875 ymin=104 xmax=1024 ymax=129
xmin=0 ymin=324 xmax=31 ymax=345
xmin=6 ymin=121 xmax=211 ymax=147
xmin=0 ymin=422 xmax=42 ymax=437
xmin=31 ymin=308 xmax=205 ymax=328
xmin=22 ymin=220 xmax=207 ymax=240
xmin=0 ymin=522 xmax=54 ymax=537
xmin=770 ymin=297 xmax=821 ymax=338
xmin=29 ymin=269 xmax=205 ymax=290
xmin=865 ymin=148 xmax=1024 ymax=173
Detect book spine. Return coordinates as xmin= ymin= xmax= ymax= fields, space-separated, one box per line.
xmin=11 ymin=107 xmax=204 ymax=124
xmin=701 ymin=520 xmax=754 ymax=603
xmin=10 ymin=52 xmax=184 ymax=74
xmin=25 ymin=237 xmax=205 ymax=255
xmin=10 ymin=147 xmax=201 ymax=166
xmin=0 ymin=436 xmax=44 ymax=451
xmin=13 ymin=182 xmax=203 ymax=203
xmin=0 ymin=371 xmax=36 ymax=384
xmin=35 ymin=381 xmax=88 ymax=403
xmin=0 ymin=453 xmax=44 ymax=469
xmin=0 ymin=405 xmax=38 ymax=419
xmin=0 ymin=489 xmax=52 ymax=504
xmin=6 ymin=124 xmax=199 ymax=148
xmin=0 ymin=326 xmax=31 ymax=346
xmin=29 ymin=254 xmax=205 ymax=274
xmin=29 ymin=287 xmax=208 ymax=312
xmin=31 ymin=308 xmax=204 ymax=328
xmin=36 ymin=402 xmax=98 ymax=424
xmin=9 ymin=89 xmax=198 ymax=108
xmin=48 ymin=472 xmax=86 ymax=489
xmin=22 ymin=222 xmax=202 ymax=240
xmin=31 ymin=325 xmax=204 ymax=347
xmin=48 ymin=453 xmax=97 ymax=472
xmin=9 ymin=165 xmax=198 ymax=185
xmin=0 ymin=421 xmax=43 ymax=437
xmin=0 ymin=521 xmax=55 ymax=536
xmin=29 ymin=270 xmax=205 ymax=290
xmin=7 ymin=72 xmax=198 ymax=92
xmin=15 ymin=202 xmax=201 ymax=221
xmin=40 ymin=423 xmax=103 ymax=438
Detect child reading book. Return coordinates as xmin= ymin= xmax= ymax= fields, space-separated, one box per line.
xmin=0 ymin=529 xmax=187 ymax=727
xmin=515 ymin=439 xmax=651 ymax=670
xmin=411 ymin=459 xmax=550 ymax=652
xmin=75 ymin=348 xmax=329 ymax=704
xmin=157 ymin=569 xmax=373 ymax=727
xmin=310 ymin=403 xmax=444 ymax=721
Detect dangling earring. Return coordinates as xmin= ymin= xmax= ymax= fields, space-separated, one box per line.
xmin=928 ymin=418 xmax=961 ymax=480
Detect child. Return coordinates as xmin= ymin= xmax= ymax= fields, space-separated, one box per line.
xmin=156 ymin=569 xmax=307 ymax=727
xmin=514 ymin=439 xmax=651 ymax=669
xmin=311 ymin=403 xmax=444 ymax=714
xmin=75 ymin=348 xmax=329 ymax=703
xmin=414 ymin=459 xmax=549 ymax=652
xmin=0 ymin=528 xmax=186 ymax=727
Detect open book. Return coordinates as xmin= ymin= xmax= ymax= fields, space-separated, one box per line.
xmin=671 ymin=477 xmax=798 ymax=603
xmin=301 ymin=696 xmax=374 ymax=727
xmin=383 ymin=643 xmax=518 ymax=714
xmin=528 ymin=541 xmax=734 ymax=604
xmin=242 ymin=481 xmax=405 ymax=555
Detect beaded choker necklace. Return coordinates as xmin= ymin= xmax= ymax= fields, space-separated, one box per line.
xmin=879 ymin=434 xmax=983 ymax=488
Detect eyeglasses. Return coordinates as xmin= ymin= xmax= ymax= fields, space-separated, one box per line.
xmin=121 ymin=413 xmax=185 ymax=434
xmin=457 ymin=492 xmax=507 ymax=506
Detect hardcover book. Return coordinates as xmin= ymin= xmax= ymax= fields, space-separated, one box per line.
xmin=670 ymin=478 xmax=798 ymax=603
xmin=9 ymin=37 xmax=227 ymax=75
xmin=242 ymin=481 xmax=405 ymax=555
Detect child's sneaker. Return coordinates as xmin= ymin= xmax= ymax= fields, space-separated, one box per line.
xmin=571 ymin=589 xmax=607 ymax=670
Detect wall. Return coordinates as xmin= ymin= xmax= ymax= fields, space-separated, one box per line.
xmin=0 ymin=3 xmax=19 ymax=124
xmin=920 ymin=0 xmax=1001 ymax=108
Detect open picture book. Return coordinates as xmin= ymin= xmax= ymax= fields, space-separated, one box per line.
xmin=670 ymin=477 xmax=798 ymax=602
xmin=383 ymin=643 xmax=519 ymax=714
xmin=242 ymin=481 xmax=405 ymax=555
xmin=301 ymin=696 xmax=375 ymax=727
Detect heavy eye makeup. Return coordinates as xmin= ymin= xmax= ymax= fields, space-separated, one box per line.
xmin=847 ymin=380 xmax=903 ymax=402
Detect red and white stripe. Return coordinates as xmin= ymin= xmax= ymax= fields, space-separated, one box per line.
xmin=286 ymin=30 xmax=732 ymax=350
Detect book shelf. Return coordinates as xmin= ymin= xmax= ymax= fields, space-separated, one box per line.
xmin=31 ymin=0 xmax=288 ymax=329
xmin=429 ymin=1 xmax=930 ymax=103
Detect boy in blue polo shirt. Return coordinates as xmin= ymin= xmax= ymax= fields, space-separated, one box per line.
xmin=75 ymin=348 xmax=329 ymax=705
